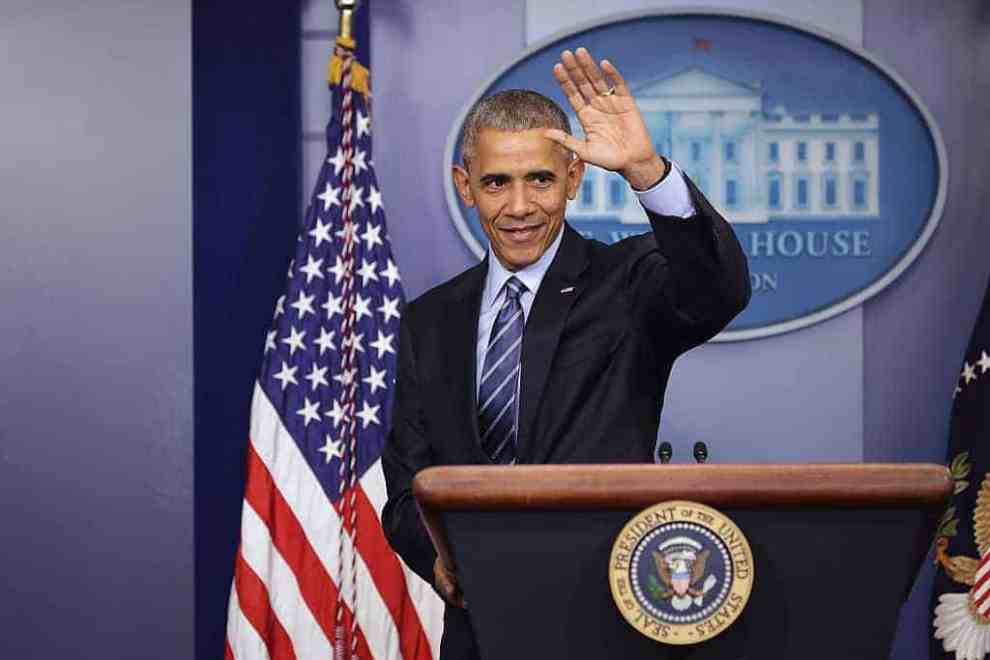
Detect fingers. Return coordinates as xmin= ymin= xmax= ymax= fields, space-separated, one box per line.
xmin=552 ymin=63 xmax=585 ymax=113
xmin=601 ymin=59 xmax=630 ymax=97
xmin=440 ymin=575 xmax=466 ymax=608
xmin=434 ymin=558 xmax=467 ymax=608
xmin=544 ymin=128 xmax=588 ymax=161
xmin=574 ymin=47 xmax=611 ymax=96
xmin=554 ymin=48 xmax=628 ymax=114
xmin=559 ymin=49 xmax=599 ymax=107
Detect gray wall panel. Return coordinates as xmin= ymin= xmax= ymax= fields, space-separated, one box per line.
xmin=0 ymin=2 xmax=193 ymax=658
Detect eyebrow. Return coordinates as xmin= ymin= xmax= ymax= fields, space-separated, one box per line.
xmin=479 ymin=173 xmax=508 ymax=185
xmin=478 ymin=170 xmax=557 ymax=184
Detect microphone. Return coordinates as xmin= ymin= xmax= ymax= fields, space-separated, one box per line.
xmin=693 ymin=441 xmax=708 ymax=464
xmin=657 ymin=441 xmax=673 ymax=464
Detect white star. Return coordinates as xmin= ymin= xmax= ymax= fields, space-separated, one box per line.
xmin=356 ymin=400 xmax=381 ymax=428
xmin=335 ymin=220 xmax=357 ymax=245
xmin=380 ymin=259 xmax=401 ymax=288
xmin=264 ymin=329 xmax=277 ymax=353
xmin=366 ymin=187 xmax=384 ymax=215
xmin=363 ymin=365 xmax=387 ymax=395
xmin=334 ymin=367 xmax=357 ymax=387
xmin=273 ymin=294 xmax=286 ymax=318
xmin=298 ymin=254 xmax=325 ymax=284
xmin=356 ymin=111 xmax=371 ymax=139
xmin=317 ymin=435 xmax=345 ymax=463
xmin=356 ymin=259 xmax=379 ymax=287
xmin=342 ymin=332 xmax=365 ymax=357
xmin=979 ymin=350 xmax=990 ymax=374
xmin=325 ymin=399 xmax=346 ymax=427
xmin=328 ymin=255 xmax=349 ymax=284
xmin=316 ymin=182 xmax=341 ymax=211
xmin=328 ymin=147 xmax=347 ymax=176
xmin=370 ymin=330 xmax=396 ymax=359
xmin=962 ymin=362 xmax=977 ymax=385
xmin=314 ymin=327 xmax=336 ymax=354
xmin=305 ymin=364 xmax=329 ymax=391
xmin=290 ymin=291 xmax=316 ymax=319
xmin=354 ymin=293 xmax=373 ymax=321
xmin=378 ymin=296 xmax=401 ymax=324
xmin=281 ymin=326 xmax=306 ymax=356
xmin=309 ymin=217 xmax=333 ymax=247
xmin=348 ymin=185 xmax=366 ymax=214
xmin=272 ymin=361 xmax=298 ymax=390
xmin=322 ymin=290 xmax=344 ymax=319
xmin=352 ymin=148 xmax=368 ymax=175
xmin=361 ymin=222 xmax=383 ymax=250
xmin=297 ymin=397 xmax=321 ymax=427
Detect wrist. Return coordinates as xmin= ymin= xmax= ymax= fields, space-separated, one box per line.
xmin=622 ymin=153 xmax=667 ymax=191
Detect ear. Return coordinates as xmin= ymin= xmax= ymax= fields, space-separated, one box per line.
xmin=565 ymin=157 xmax=585 ymax=201
xmin=452 ymin=164 xmax=476 ymax=207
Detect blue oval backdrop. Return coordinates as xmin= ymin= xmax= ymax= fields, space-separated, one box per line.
xmin=443 ymin=10 xmax=946 ymax=341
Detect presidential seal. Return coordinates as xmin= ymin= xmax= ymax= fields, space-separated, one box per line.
xmin=609 ymin=501 xmax=754 ymax=645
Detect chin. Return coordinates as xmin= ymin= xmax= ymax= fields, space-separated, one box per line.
xmin=497 ymin=248 xmax=539 ymax=270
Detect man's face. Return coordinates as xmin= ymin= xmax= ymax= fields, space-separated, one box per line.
xmin=453 ymin=128 xmax=584 ymax=271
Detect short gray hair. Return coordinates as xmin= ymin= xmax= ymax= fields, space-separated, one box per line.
xmin=460 ymin=89 xmax=572 ymax=167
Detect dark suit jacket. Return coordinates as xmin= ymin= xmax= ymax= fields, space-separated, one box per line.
xmin=382 ymin=176 xmax=750 ymax=659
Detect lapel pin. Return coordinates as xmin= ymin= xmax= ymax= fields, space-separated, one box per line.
xmin=560 ymin=286 xmax=575 ymax=294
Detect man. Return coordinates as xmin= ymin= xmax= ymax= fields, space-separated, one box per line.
xmin=382 ymin=48 xmax=750 ymax=658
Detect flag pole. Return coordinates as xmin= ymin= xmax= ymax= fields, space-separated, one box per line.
xmin=328 ymin=0 xmax=369 ymax=96
xmin=332 ymin=4 xmax=363 ymax=659
xmin=336 ymin=0 xmax=360 ymax=49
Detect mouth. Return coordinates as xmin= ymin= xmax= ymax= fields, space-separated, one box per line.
xmin=498 ymin=223 xmax=545 ymax=244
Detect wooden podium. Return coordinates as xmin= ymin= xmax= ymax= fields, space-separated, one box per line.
xmin=414 ymin=464 xmax=951 ymax=659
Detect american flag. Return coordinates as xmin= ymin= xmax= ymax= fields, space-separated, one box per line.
xmin=224 ymin=42 xmax=443 ymax=660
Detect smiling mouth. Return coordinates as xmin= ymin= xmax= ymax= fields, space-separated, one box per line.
xmin=499 ymin=223 xmax=544 ymax=243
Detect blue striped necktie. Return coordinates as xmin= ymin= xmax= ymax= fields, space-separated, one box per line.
xmin=478 ymin=276 xmax=526 ymax=464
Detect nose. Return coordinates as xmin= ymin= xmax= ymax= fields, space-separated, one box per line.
xmin=505 ymin=182 xmax=532 ymax=219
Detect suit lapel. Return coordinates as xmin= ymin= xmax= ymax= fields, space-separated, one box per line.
xmin=516 ymin=225 xmax=589 ymax=463
xmin=444 ymin=259 xmax=487 ymax=453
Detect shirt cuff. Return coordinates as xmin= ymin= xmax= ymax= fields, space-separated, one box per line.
xmin=632 ymin=159 xmax=696 ymax=219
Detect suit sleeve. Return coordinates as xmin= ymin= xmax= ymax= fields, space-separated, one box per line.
xmin=381 ymin=311 xmax=438 ymax=585
xmin=629 ymin=171 xmax=751 ymax=358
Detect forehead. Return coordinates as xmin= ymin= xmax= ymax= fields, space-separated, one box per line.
xmin=472 ymin=128 xmax=568 ymax=173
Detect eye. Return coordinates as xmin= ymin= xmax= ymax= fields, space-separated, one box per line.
xmin=482 ymin=176 xmax=507 ymax=191
xmin=530 ymin=173 xmax=554 ymax=187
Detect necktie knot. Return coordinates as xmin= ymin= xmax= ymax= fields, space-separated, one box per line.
xmin=504 ymin=276 xmax=525 ymax=302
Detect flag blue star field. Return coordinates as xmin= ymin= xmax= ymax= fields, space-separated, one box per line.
xmin=224 ymin=41 xmax=443 ymax=660
xmin=932 ymin=275 xmax=990 ymax=659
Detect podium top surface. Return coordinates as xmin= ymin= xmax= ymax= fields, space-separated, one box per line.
xmin=413 ymin=463 xmax=952 ymax=511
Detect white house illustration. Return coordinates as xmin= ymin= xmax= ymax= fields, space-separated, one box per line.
xmin=569 ymin=68 xmax=880 ymax=224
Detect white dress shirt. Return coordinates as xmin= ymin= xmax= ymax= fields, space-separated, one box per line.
xmin=475 ymin=160 xmax=696 ymax=394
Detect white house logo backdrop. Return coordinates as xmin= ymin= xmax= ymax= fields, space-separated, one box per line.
xmin=444 ymin=11 xmax=946 ymax=341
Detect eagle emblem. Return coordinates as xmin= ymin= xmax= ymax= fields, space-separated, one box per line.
xmin=609 ymin=501 xmax=753 ymax=645
xmin=650 ymin=537 xmax=718 ymax=611
xmin=934 ymin=472 xmax=990 ymax=658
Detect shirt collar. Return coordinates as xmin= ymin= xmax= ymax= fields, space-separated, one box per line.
xmin=482 ymin=226 xmax=564 ymax=310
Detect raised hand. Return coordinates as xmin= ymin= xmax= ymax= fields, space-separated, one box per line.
xmin=545 ymin=48 xmax=666 ymax=191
